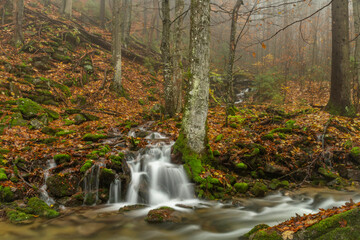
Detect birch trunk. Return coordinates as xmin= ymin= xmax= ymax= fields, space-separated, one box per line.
xmin=161 ymin=0 xmax=173 ymax=117
xmin=112 ymin=0 xmax=122 ymax=91
xmin=326 ymin=0 xmax=354 ymax=116
xmin=181 ymin=0 xmax=210 ymax=154
xmin=13 ymin=0 xmax=24 ymax=47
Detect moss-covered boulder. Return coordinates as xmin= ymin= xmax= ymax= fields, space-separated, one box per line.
xmin=0 ymin=186 xmax=14 ymax=202
xmin=6 ymin=210 xmax=34 ymax=224
xmin=53 ymin=154 xmax=71 ymax=165
xmin=146 ymin=207 xmax=181 ymax=223
xmin=83 ymin=133 xmax=107 ymax=142
xmin=0 ymin=168 xmax=8 ymax=181
xmin=74 ymin=114 xmax=87 ymax=125
xmin=10 ymin=112 xmax=28 ymax=127
xmin=46 ymin=173 xmax=78 ymax=198
xmin=349 ymin=147 xmax=360 ymax=164
xmin=99 ymin=168 xmax=115 ymax=188
xmin=27 ymin=197 xmax=59 ymax=218
xmin=318 ymin=167 xmax=338 ymax=180
xmin=240 ymin=224 xmax=270 ymax=239
xmin=16 ymin=98 xmax=43 ymax=119
xmin=250 ymin=182 xmax=268 ymax=197
xmin=80 ymin=160 xmax=93 ymax=173
xmin=236 ymin=162 xmax=248 ymax=170
xmin=234 ymin=182 xmax=249 ymax=193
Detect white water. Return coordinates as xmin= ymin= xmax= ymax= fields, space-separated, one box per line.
xmin=39 ymin=159 xmax=56 ymax=206
xmin=108 ymin=179 xmax=121 ymax=203
xmin=83 ymin=162 xmax=105 ymax=205
xmin=125 ymin=132 xmax=193 ymax=205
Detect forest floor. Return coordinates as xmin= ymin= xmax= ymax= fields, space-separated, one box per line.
xmin=0 ymin=0 xmax=360 ymax=237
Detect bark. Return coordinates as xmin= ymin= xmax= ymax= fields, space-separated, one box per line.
xmin=181 ymin=0 xmax=211 ymax=154
xmin=148 ymin=0 xmax=158 ymax=48
xmin=225 ymin=0 xmax=242 ymax=113
xmin=13 ymin=0 xmax=24 ymax=47
xmin=64 ymin=0 xmax=72 ymax=18
xmin=172 ymin=0 xmax=185 ymax=113
xmin=161 ymin=0 xmax=173 ymax=117
xmin=100 ymin=0 xmax=106 ymax=28
xmin=121 ymin=0 xmax=132 ymax=48
xmin=112 ymin=0 xmax=122 ymax=91
xmin=353 ymin=0 xmax=360 ymax=109
xmin=143 ymin=0 xmax=148 ymax=37
xmin=326 ymin=0 xmax=354 ymax=116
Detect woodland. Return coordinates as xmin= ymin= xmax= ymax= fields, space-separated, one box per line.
xmin=1 ymin=0 xmax=360 ymax=239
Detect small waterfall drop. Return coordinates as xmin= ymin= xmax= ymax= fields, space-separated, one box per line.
xmin=83 ymin=162 xmax=105 ymax=205
xmin=40 ymin=159 xmax=56 ymax=206
xmin=108 ymin=179 xmax=122 ymax=203
xmin=125 ymin=132 xmax=194 ymax=205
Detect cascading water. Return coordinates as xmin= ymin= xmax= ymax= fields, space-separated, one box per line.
xmin=83 ymin=162 xmax=105 ymax=205
xmin=125 ymin=133 xmax=194 ymax=205
xmin=40 ymin=159 xmax=56 ymax=206
xmin=108 ymin=179 xmax=121 ymax=203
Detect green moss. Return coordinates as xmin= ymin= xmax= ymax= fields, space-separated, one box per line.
xmin=243 ymin=224 xmax=270 ymax=238
xmin=80 ymin=160 xmax=93 ymax=173
xmin=0 ymin=149 xmax=9 ymax=154
xmin=250 ymin=182 xmax=268 ymax=197
xmin=65 ymin=108 xmax=81 ymax=115
xmin=236 ymin=162 xmax=248 ymax=170
xmin=44 ymin=108 xmax=60 ymax=119
xmin=213 ymin=150 xmax=220 ymax=156
xmin=10 ymin=113 xmax=28 ymax=127
xmin=110 ymin=154 xmax=124 ymax=166
xmin=83 ymin=133 xmax=107 ymax=142
xmin=285 ymin=120 xmax=296 ymax=128
xmin=318 ymin=167 xmax=338 ymax=179
xmin=173 ymin=133 xmax=205 ymax=181
xmin=138 ymin=99 xmax=145 ymax=105
xmin=7 ymin=210 xmax=34 ymax=224
xmin=215 ymin=134 xmax=224 ymax=143
xmin=209 ymin=177 xmax=221 ymax=185
xmin=350 ymin=147 xmax=360 ymax=158
xmin=16 ymin=98 xmax=43 ymax=119
xmin=234 ymin=182 xmax=249 ymax=193
xmin=269 ymin=128 xmax=292 ymax=134
xmin=53 ymin=154 xmax=71 ymax=165
xmin=262 ymin=133 xmax=274 ymax=141
xmin=55 ymin=130 xmax=75 ymax=136
xmin=0 ymin=186 xmax=14 ymax=202
xmin=251 ymin=230 xmax=282 ymax=240
xmin=230 ymin=123 xmax=238 ymax=128
xmin=277 ymin=133 xmax=286 ymax=139
xmin=46 ymin=173 xmax=77 ymax=197
xmin=0 ymin=168 xmax=8 ymax=181
xmin=27 ymin=197 xmax=59 ymax=218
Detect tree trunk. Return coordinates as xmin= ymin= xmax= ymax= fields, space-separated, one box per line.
xmin=173 ymin=0 xmax=185 ymax=113
xmin=121 ymin=0 xmax=132 ymax=48
xmin=148 ymin=0 xmax=158 ymax=49
xmin=64 ymin=0 xmax=72 ymax=18
xmin=181 ymin=0 xmax=210 ymax=154
xmin=161 ymin=0 xmax=173 ymax=117
xmin=143 ymin=0 xmax=148 ymax=38
xmin=43 ymin=0 xmax=50 ymax=7
xmin=326 ymin=0 xmax=354 ymax=116
xmin=100 ymin=0 xmax=106 ymax=28
xmin=353 ymin=0 xmax=360 ymax=110
xmin=225 ymin=0 xmax=242 ymax=116
xmin=13 ymin=0 xmax=24 ymax=47
xmin=112 ymin=0 xmax=122 ymax=91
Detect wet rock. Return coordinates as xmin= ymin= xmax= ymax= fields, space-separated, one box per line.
xmin=54 ymin=154 xmax=71 ymax=165
xmin=234 ymin=182 xmax=249 ymax=193
xmin=27 ymin=197 xmax=59 ymax=218
xmin=146 ymin=207 xmax=181 ymax=223
xmin=347 ymin=169 xmax=360 ymax=181
xmin=99 ymin=168 xmax=115 ymax=188
xmin=318 ymin=167 xmax=338 ymax=180
xmin=250 ymin=182 xmax=268 ymax=197
xmin=119 ymin=204 xmax=148 ymax=213
xmin=46 ymin=173 xmax=79 ymax=198
xmin=137 ymin=174 xmax=149 ymax=204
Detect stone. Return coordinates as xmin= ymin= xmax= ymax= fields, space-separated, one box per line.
xmin=264 ymin=162 xmax=289 ymax=175
xmin=30 ymin=119 xmax=45 ymax=130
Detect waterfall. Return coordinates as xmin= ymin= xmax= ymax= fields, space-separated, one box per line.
xmin=108 ymin=179 xmax=121 ymax=203
xmin=40 ymin=159 xmax=56 ymax=206
xmin=83 ymin=162 xmax=105 ymax=205
xmin=125 ymin=133 xmax=194 ymax=205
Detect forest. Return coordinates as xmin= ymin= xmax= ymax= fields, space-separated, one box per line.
xmin=0 ymin=0 xmax=360 ymax=239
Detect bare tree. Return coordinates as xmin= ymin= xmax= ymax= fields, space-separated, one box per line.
xmin=326 ymin=0 xmax=354 ymax=116
xmin=100 ymin=0 xmax=106 ymax=28
xmin=13 ymin=0 xmax=24 ymax=47
xmin=121 ymin=0 xmax=132 ymax=47
xmin=60 ymin=0 xmax=72 ymax=18
xmin=112 ymin=0 xmax=122 ymax=91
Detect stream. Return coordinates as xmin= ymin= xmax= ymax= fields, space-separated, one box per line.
xmin=1 ymin=131 xmax=360 ymax=240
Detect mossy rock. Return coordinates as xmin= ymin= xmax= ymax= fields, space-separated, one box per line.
xmin=10 ymin=112 xmax=28 ymax=127
xmin=250 ymin=182 xmax=268 ymax=197
xmin=270 ymin=128 xmax=292 ymax=134
xmin=208 ymin=177 xmax=221 ymax=185
xmin=53 ymin=154 xmax=71 ymax=165
xmin=119 ymin=204 xmax=148 ymax=213
xmin=55 ymin=130 xmax=75 ymax=136
xmin=74 ymin=114 xmax=87 ymax=125
xmin=0 ymin=168 xmax=8 ymax=181
xmin=52 ymin=52 xmax=72 ymax=63
xmin=213 ymin=150 xmax=220 ymax=157
xmin=236 ymin=162 xmax=248 ymax=170
xmin=241 ymin=224 xmax=270 ymax=239
xmin=64 ymin=119 xmax=75 ymax=126
xmin=82 ymin=113 xmax=99 ymax=121
xmin=0 ymin=186 xmax=14 ymax=202
xmin=16 ymin=98 xmax=44 ymax=119
xmin=65 ymin=108 xmax=81 ymax=115
xmin=230 ymin=123 xmax=238 ymax=128
xmin=248 ymin=230 xmax=282 ymax=240
xmin=285 ymin=120 xmax=296 ymax=128
xmin=46 ymin=173 xmax=78 ymax=197
xmin=27 ymin=197 xmax=59 ymax=218
xmin=6 ymin=210 xmax=34 ymax=224
xmin=99 ymin=168 xmax=115 ymax=188
xmin=41 ymin=127 xmax=63 ymax=135
xmin=83 ymin=133 xmax=107 ymax=142
xmin=80 ymin=160 xmax=93 ymax=173
xmin=215 ymin=134 xmax=224 ymax=143
xmin=146 ymin=207 xmax=180 ymax=223
xmin=262 ymin=133 xmax=275 ymax=141
xmin=234 ymin=182 xmax=249 ymax=193
xmin=350 ymin=147 xmax=360 ymax=163
xmin=318 ymin=167 xmax=338 ymax=180
xmin=44 ymin=108 xmax=60 ymax=119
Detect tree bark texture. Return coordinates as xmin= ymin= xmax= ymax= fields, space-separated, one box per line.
xmin=226 ymin=0 xmax=242 ymax=111
xmin=326 ymin=0 xmax=353 ymax=115
xmin=100 ymin=0 xmax=106 ymax=28
xmin=173 ymin=0 xmax=185 ymax=113
xmin=161 ymin=0 xmax=173 ymax=117
xmin=13 ymin=0 xmax=24 ymax=47
xmin=113 ymin=0 xmax=122 ymax=91
xmin=182 ymin=0 xmax=210 ymax=154
xmin=353 ymin=0 xmax=360 ymax=106
xmin=121 ymin=0 xmax=132 ymax=47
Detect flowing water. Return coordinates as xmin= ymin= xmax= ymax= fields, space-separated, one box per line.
xmin=39 ymin=159 xmax=57 ymax=206
xmin=2 ymin=131 xmax=360 ymax=240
